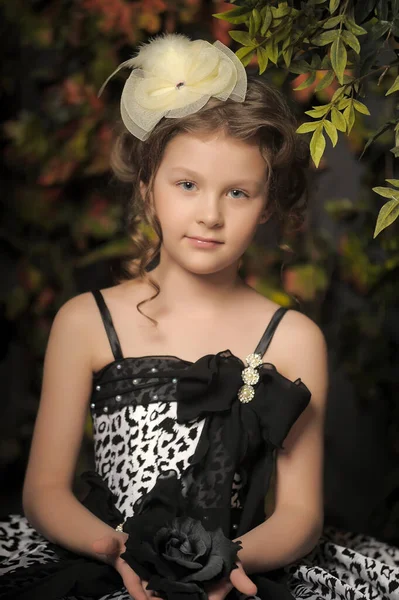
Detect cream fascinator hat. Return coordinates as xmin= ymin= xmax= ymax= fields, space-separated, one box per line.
xmin=99 ymin=34 xmax=248 ymax=141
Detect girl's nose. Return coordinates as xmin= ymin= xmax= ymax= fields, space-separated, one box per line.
xmin=195 ymin=195 xmax=224 ymax=228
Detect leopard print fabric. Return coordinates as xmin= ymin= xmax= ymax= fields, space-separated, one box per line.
xmin=287 ymin=528 xmax=399 ymax=599
xmin=94 ymin=400 xmax=206 ymax=517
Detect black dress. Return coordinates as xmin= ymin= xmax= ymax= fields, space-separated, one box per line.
xmin=0 ymin=290 xmax=398 ymax=599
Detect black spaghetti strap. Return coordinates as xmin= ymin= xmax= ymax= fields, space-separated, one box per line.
xmin=92 ymin=290 xmax=124 ymax=361
xmin=254 ymin=307 xmax=288 ymax=359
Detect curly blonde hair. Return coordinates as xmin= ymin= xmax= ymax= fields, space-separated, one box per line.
xmin=110 ymin=76 xmax=309 ymax=322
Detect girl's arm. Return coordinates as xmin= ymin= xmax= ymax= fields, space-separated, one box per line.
xmin=237 ymin=312 xmax=328 ymax=573
xmin=22 ymin=294 xmax=125 ymax=560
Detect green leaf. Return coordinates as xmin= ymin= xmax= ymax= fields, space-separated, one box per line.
xmin=282 ymin=46 xmax=293 ymax=68
xmin=282 ymin=35 xmax=291 ymax=51
xmin=323 ymin=120 xmax=338 ymax=146
xmin=271 ymin=3 xmax=290 ymax=18
xmin=342 ymin=73 xmax=355 ymax=84
xmin=385 ymin=179 xmax=399 ymax=188
xmin=331 ymin=107 xmax=347 ymax=131
xmin=386 ymin=75 xmax=399 ymax=95
xmin=315 ymin=70 xmax=335 ymax=91
xmin=331 ymin=85 xmax=346 ymax=102
xmin=294 ymin=72 xmax=317 ymax=90
xmin=236 ymin=46 xmax=256 ymax=66
xmin=372 ymin=186 xmax=399 ymax=200
xmin=257 ymin=47 xmax=269 ymax=74
xmin=377 ymin=1 xmax=389 ymax=21
xmin=252 ymin=8 xmax=262 ymax=33
xmin=213 ymin=7 xmax=250 ymax=24
xmin=329 ymin=0 xmax=341 ymax=13
xmin=371 ymin=21 xmax=391 ymax=40
xmin=323 ymin=15 xmax=344 ymax=28
xmin=344 ymin=16 xmax=367 ymax=36
xmin=337 ymin=97 xmax=351 ymax=109
xmin=355 ymin=0 xmax=377 ymax=24
xmin=331 ymin=37 xmax=347 ymax=84
xmin=341 ymin=30 xmax=361 ymax=53
xmin=296 ymin=121 xmax=322 ymax=133
xmin=353 ymin=100 xmax=370 ymax=115
xmin=289 ymin=60 xmax=311 ymax=74
xmin=343 ymin=103 xmax=356 ymax=133
xmin=236 ymin=45 xmax=256 ymax=59
xmin=265 ymin=39 xmax=279 ymax=64
xmin=305 ymin=104 xmax=331 ymax=117
xmin=249 ymin=14 xmax=255 ymax=39
xmin=311 ymin=30 xmax=339 ymax=45
xmin=359 ymin=120 xmax=397 ymax=158
xmin=373 ymin=198 xmax=399 ymax=237
xmin=310 ymin=126 xmax=326 ymax=167
xmin=260 ymin=6 xmax=273 ymax=36
xmin=321 ymin=54 xmax=332 ymax=69
xmin=305 ymin=109 xmax=326 ymax=118
xmin=229 ymin=30 xmax=255 ymax=46
xmin=390 ymin=146 xmax=399 ymax=157
xmin=275 ymin=27 xmax=290 ymax=44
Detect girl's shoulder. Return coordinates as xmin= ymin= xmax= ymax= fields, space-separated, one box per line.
xmin=246 ymin=289 xmax=327 ymax=387
xmin=51 ymin=285 xmax=133 ymax=373
xmin=276 ymin=306 xmax=325 ymax=348
xmin=244 ymin=287 xmax=325 ymax=350
xmin=53 ymin=290 xmax=98 ymax=330
xmin=270 ymin=307 xmax=327 ymax=401
xmin=56 ymin=281 xmax=143 ymax=321
xmin=50 ymin=284 xmax=131 ymax=347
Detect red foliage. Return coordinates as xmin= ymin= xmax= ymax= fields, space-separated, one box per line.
xmin=37 ymin=157 xmax=79 ymax=186
xmin=82 ymin=0 xmax=138 ymax=41
xmin=88 ymin=195 xmax=109 ymax=216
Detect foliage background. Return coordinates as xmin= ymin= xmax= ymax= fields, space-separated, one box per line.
xmin=0 ymin=0 xmax=398 ymax=544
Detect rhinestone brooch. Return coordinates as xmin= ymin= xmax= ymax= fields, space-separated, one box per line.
xmin=238 ymin=352 xmax=262 ymax=404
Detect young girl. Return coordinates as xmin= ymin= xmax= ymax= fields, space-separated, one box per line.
xmin=0 ymin=34 xmax=398 ymax=600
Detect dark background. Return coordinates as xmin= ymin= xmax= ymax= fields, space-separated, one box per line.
xmin=0 ymin=0 xmax=398 ymax=545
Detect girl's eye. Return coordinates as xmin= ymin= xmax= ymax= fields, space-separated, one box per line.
xmin=229 ymin=189 xmax=248 ymax=199
xmin=177 ymin=181 xmax=197 ymax=191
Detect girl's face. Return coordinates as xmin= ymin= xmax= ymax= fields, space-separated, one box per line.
xmin=146 ymin=130 xmax=268 ymax=276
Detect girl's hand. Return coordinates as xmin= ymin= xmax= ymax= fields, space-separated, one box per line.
xmin=92 ymin=534 xmax=157 ymax=599
xmin=92 ymin=538 xmax=256 ymax=600
xmin=207 ymin=562 xmax=257 ymax=600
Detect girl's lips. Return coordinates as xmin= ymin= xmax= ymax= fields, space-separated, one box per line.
xmin=185 ymin=236 xmax=224 ymax=248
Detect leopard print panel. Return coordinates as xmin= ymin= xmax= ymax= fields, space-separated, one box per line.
xmin=93 ymin=401 xmax=206 ymax=518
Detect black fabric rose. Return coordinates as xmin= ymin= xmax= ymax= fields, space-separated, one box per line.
xmin=122 ymin=516 xmax=240 ymax=600
xmin=121 ymin=472 xmax=241 ymax=600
